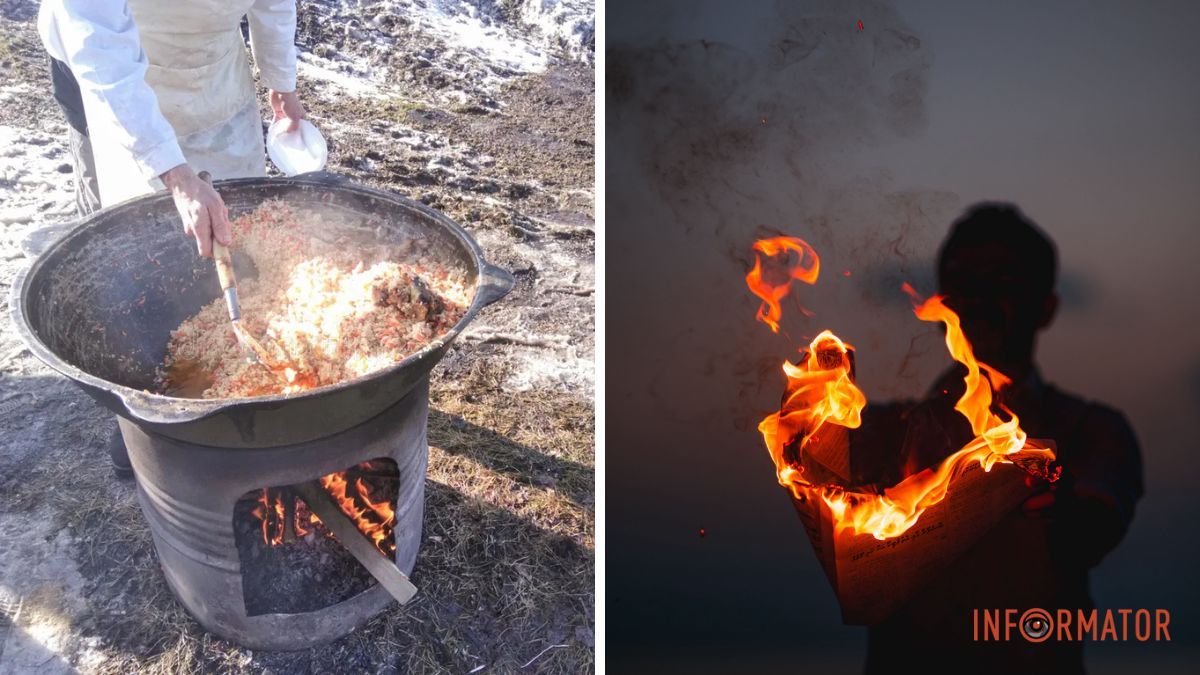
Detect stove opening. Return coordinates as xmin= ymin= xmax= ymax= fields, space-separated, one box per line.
xmin=233 ymin=458 xmax=399 ymax=616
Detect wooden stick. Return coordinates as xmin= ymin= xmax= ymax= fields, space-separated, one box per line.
xmin=292 ymin=481 xmax=417 ymax=605
xmin=282 ymin=487 xmax=297 ymax=544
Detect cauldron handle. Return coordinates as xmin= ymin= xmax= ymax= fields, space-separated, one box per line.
xmin=476 ymin=263 xmax=515 ymax=307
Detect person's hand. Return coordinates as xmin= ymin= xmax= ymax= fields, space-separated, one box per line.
xmin=1022 ymin=491 xmax=1056 ymax=517
xmin=1022 ymin=475 xmax=1057 ymax=518
xmin=270 ymin=89 xmax=307 ymax=132
xmin=160 ymin=164 xmax=231 ymax=258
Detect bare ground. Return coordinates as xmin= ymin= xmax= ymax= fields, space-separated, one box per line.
xmin=0 ymin=1 xmax=594 ymax=672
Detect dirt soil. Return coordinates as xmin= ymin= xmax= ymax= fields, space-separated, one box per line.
xmin=0 ymin=0 xmax=593 ymax=673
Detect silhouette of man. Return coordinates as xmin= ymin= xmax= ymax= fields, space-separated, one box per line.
xmin=863 ymin=204 xmax=1143 ymax=674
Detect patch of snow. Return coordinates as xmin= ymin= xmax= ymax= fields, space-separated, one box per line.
xmin=297 ymin=0 xmax=586 ymax=106
xmin=494 ymin=0 xmax=595 ymax=63
xmin=412 ymin=0 xmax=550 ymax=76
xmin=0 ymin=509 xmax=103 ymax=674
xmin=0 ymin=124 xmax=76 ymax=246
xmin=467 ymin=228 xmax=595 ymax=396
xmin=297 ymin=58 xmax=382 ymax=97
xmin=506 ymin=345 xmax=593 ymax=393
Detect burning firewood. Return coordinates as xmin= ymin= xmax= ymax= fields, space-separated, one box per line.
xmin=293 ymin=481 xmax=415 ymax=605
xmin=246 ymin=460 xmax=399 ymax=558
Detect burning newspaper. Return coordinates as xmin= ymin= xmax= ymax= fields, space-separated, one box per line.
xmin=793 ymin=440 xmax=1056 ymax=624
xmin=746 ymin=237 xmax=1059 ymax=624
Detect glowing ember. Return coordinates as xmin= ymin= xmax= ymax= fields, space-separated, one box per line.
xmin=745 ymin=236 xmax=820 ymax=332
xmin=748 ymin=239 xmax=1057 ymax=540
xmin=249 ymin=461 xmax=397 ymax=556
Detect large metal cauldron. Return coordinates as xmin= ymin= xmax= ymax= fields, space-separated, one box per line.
xmin=10 ymin=173 xmax=514 ymax=447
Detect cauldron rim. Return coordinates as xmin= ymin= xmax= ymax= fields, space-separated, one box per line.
xmin=10 ymin=174 xmax=514 ymax=428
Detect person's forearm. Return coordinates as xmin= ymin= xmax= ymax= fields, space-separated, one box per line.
xmin=38 ymin=0 xmax=184 ymax=179
xmin=247 ymin=0 xmax=298 ymax=93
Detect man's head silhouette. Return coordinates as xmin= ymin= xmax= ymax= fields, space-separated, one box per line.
xmin=937 ymin=203 xmax=1059 ymax=379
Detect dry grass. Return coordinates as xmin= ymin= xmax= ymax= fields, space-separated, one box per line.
xmin=0 ymin=17 xmax=36 ymax=80
xmin=0 ymin=6 xmax=51 ymax=129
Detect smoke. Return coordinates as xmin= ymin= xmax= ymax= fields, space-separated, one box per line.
xmin=608 ymin=1 xmax=938 ymax=241
xmin=608 ymin=0 xmax=964 ymax=419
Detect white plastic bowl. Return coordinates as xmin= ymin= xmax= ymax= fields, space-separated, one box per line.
xmin=266 ymin=118 xmax=328 ymax=176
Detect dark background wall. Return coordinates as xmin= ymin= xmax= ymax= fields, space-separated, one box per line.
xmin=606 ymin=1 xmax=1200 ymax=672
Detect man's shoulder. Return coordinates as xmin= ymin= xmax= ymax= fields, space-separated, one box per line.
xmin=1044 ymin=384 xmax=1139 ymax=446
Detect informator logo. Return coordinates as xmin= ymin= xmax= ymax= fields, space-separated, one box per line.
xmin=973 ymin=608 xmax=1172 ymax=643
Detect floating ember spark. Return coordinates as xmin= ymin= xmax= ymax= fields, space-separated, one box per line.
xmin=748 ymin=238 xmax=1057 ymax=540
xmin=745 ymin=237 xmax=820 ymax=332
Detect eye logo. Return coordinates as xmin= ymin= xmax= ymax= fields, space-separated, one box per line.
xmin=1020 ymin=608 xmax=1054 ymax=642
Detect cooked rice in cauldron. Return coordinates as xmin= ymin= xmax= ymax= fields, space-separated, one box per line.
xmin=160 ymin=200 xmax=469 ymax=398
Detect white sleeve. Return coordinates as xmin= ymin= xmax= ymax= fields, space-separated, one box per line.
xmin=37 ymin=0 xmax=185 ymax=180
xmin=247 ymin=0 xmax=298 ymax=93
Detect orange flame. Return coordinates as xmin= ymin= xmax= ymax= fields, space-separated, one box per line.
xmin=319 ymin=473 xmax=397 ymax=557
xmin=759 ymin=330 xmax=866 ymax=492
xmin=250 ymin=488 xmax=318 ymax=546
xmin=745 ymin=237 xmax=820 ymax=332
xmin=251 ymin=489 xmax=277 ymax=544
xmin=749 ymin=240 xmax=1057 ymax=540
xmin=249 ymin=463 xmax=397 ymax=556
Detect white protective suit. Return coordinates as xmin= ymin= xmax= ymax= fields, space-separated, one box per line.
xmin=38 ymin=0 xmax=298 ymax=206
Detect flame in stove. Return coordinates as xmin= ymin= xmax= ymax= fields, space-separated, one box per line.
xmin=249 ymin=462 xmax=396 ymax=556
xmin=749 ymin=240 xmax=1057 ymax=540
xmin=745 ymin=236 xmax=820 ymax=332
xmin=250 ymin=488 xmax=320 ymax=546
xmin=252 ymin=489 xmax=276 ymax=544
xmin=319 ymin=473 xmax=397 ymax=556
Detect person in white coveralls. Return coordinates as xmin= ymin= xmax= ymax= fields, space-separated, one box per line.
xmin=37 ymin=0 xmax=309 ymax=476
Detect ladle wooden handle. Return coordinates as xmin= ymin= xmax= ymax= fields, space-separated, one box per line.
xmin=198 ymin=171 xmax=241 ymax=323
xmin=213 ymin=242 xmax=236 ymax=291
xmin=198 ymin=171 xmax=236 ymax=291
